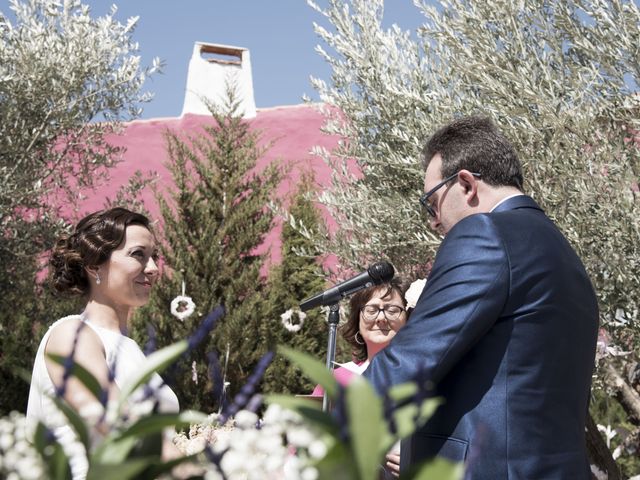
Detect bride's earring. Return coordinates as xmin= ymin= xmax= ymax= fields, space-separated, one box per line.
xmin=95 ymin=273 xmax=101 ymax=285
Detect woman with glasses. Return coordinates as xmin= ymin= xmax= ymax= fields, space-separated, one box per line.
xmin=341 ymin=277 xmax=411 ymax=371
xmin=310 ymin=277 xmax=411 ymax=393
xmin=311 ymin=277 xmax=412 ymax=478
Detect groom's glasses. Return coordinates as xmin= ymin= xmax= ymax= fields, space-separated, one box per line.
xmin=419 ymin=172 xmax=481 ymax=218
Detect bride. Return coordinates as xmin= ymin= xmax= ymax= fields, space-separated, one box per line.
xmin=27 ymin=207 xmax=182 ymax=479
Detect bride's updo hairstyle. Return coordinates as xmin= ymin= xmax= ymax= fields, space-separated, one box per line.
xmin=50 ymin=207 xmax=151 ymax=296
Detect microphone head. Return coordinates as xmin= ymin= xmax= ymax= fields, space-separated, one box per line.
xmin=367 ymin=261 xmax=395 ymax=283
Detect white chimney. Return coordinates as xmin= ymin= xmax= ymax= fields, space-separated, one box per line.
xmin=181 ymin=42 xmax=257 ymax=118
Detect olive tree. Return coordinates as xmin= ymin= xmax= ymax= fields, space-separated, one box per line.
xmin=0 ymin=0 xmax=159 ymax=413
xmin=0 ymin=0 xmax=160 ymax=257
xmin=308 ymin=0 xmax=639 ymax=475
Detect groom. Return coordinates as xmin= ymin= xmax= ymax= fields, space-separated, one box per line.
xmin=364 ymin=116 xmax=599 ymax=479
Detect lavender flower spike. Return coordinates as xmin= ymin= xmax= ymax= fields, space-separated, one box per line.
xmin=55 ymin=321 xmax=86 ymax=398
xmin=187 ymin=305 xmax=225 ymax=352
xmin=143 ymin=324 xmax=157 ymax=356
xmin=218 ymin=351 xmax=275 ymax=425
xmin=207 ymin=351 xmax=225 ymax=408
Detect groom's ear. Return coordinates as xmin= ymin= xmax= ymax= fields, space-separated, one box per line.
xmin=458 ymin=170 xmax=479 ymax=197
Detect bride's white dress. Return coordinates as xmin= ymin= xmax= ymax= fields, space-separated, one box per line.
xmin=27 ymin=314 xmax=179 ymax=480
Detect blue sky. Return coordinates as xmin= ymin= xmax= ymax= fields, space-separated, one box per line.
xmin=83 ymin=1 xmax=424 ymax=119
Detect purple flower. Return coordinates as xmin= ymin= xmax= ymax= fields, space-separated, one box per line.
xmin=218 ymin=351 xmax=274 ymax=425
xmin=55 ymin=321 xmax=86 ymax=398
xmin=187 ymin=305 xmax=225 ymax=351
xmin=207 ymin=351 xmax=225 ymax=409
xmin=143 ymin=324 xmax=157 ymax=355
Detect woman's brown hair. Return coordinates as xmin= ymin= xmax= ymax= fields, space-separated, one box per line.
xmin=49 ymin=207 xmax=151 ymax=296
xmin=340 ymin=277 xmax=410 ymax=362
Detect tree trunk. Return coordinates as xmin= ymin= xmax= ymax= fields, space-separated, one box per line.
xmin=605 ymin=362 xmax=640 ymax=425
xmin=586 ymin=411 xmax=622 ymax=480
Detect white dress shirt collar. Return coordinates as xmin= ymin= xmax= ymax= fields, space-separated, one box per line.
xmin=490 ymin=193 xmax=524 ymax=212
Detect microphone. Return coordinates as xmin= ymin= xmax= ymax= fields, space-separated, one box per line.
xmin=299 ymin=261 xmax=395 ymax=311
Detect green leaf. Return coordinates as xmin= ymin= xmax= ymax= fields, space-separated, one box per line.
xmin=379 ymin=382 xmax=443 ymax=453
xmin=314 ymin=441 xmax=358 ymax=480
xmin=117 ymin=340 xmax=188 ymax=410
xmin=144 ymin=453 xmax=201 ymax=479
xmin=51 ymin=396 xmax=92 ymax=450
xmin=265 ymin=394 xmax=338 ymax=433
xmin=403 ymin=457 xmax=465 ymax=480
xmin=416 ymin=397 xmax=442 ymax=426
xmin=46 ymin=353 xmax=104 ymax=403
xmin=15 ymin=366 xmax=33 ymax=385
xmin=127 ymin=432 xmax=164 ymax=460
xmin=50 ymin=441 xmax=74 ymax=480
xmin=345 ymin=376 xmax=385 ymax=480
xmin=91 ymin=435 xmax=138 ymax=464
xmin=389 ymin=396 xmax=442 ymax=442
xmin=387 ymin=382 xmax=420 ymax=402
xmin=92 ymin=410 xmax=207 ymax=465
xmin=278 ymin=345 xmax=339 ymax=398
xmin=87 ymin=457 xmax=158 ymax=480
xmin=32 ymin=422 xmax=73 ymax=480
xmin=115 ymin=410 xmax=208 ymax=440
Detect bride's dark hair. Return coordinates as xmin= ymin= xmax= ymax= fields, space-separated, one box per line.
xmin=50 ymin=207 xmax=151 ymax=296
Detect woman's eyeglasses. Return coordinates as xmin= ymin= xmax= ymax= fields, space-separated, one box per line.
xmin=360 ymin=304 xmax=405 ymax=321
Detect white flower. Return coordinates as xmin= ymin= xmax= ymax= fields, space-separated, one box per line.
xmin=597 ymin=424 xmax=617 ymax=447
xmin=179 ymin=405 xmax=328 ymax=479
xmin=301 ymin=466 xmax=319 ymax=480
xmin=78 ymin=401 xmax=105 ymax=424
xmin=308 ymin=440 xmax=327 ymax=459
xmin=170 ymin=295 xmax=196 ymax=321
xmin=287 ymin=426 xmax=314 ymax=448
xmin=612 ymin=444 xmax=623 ymax=460
xmin=234 ymin=410 xmax=259 ymax=429
xmin=281 ymin=309 xmax=306 ymax=333
xmin=405 ymin=278 xmax=427 ymax=309
xmin=128 ymin=399 xmax=156 ymax=419
xmin=0 ymin=412 xmax=46 ymax=480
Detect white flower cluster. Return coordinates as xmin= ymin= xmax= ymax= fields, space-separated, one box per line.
xmin=0 ymin=412 xmax=46 ymax=480
xmin=174 ymin=405 xmax=328 ymax=480
xmin=173 ymin=414 xmax=230 ymax=456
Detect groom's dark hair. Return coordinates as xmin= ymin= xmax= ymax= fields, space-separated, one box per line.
xmin=422 ymin=115 xmax=523 ymax=190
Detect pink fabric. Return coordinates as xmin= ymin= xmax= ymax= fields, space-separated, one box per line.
xmin=310 ymin=365 xmax=360 ymax=397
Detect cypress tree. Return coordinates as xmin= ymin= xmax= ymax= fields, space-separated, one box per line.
xmin=133 ymin=96 xmax=282 ymax=412
xmin=259 ymin=176 xmax=338 ymax=395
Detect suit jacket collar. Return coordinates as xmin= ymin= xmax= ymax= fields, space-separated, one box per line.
xmin=491 ymin=194 xmax=543 ymax=214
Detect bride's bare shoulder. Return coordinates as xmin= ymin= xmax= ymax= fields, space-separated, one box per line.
xmin=45 ymin=315 xmax=101 ymax=355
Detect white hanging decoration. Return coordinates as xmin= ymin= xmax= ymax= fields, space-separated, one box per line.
xmin=281 ymin=308 xmax=306 ymax=333
xmin=171 ymin=281 xmax=196 ymax=322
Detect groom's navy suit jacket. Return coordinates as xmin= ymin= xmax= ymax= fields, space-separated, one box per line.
xmin=364 ymin=195 xmax=598 ymax=479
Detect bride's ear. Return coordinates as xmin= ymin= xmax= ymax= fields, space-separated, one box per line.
xmin=85 ymin=266 xmax=101 ymax=285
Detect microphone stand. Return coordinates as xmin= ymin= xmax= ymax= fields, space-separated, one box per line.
xmin=323 ymin=303 xmax=340 ymax=412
